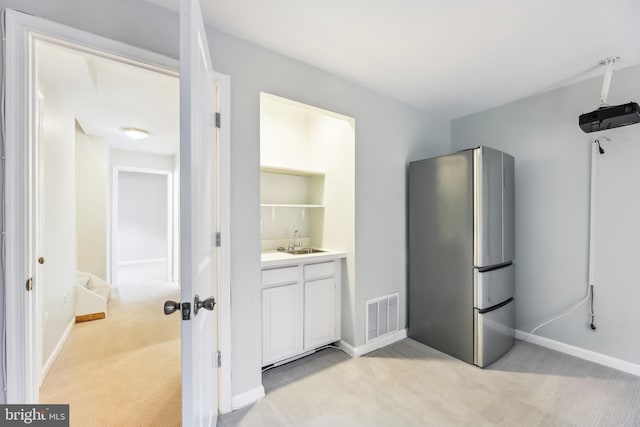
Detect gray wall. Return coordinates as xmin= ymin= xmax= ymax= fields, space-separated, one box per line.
xmin=0 ymin=0 xmax=451 ymax=403
xmin=117 ymin=171 xmax=168 ymax=262
xmin=207 ymin=29 xmax=450 ymax=396
xmin=452 ymin=64 xmax=640 ymax=365
xmin=75 ymin=131 xmax=108 ymax=280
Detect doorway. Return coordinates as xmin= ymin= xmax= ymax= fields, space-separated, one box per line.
xmin=113 ymin=168 xmax=177 ymax=288
xmin=33 ymin=38 xmax=182 ymax=425
xmin=4 ymin=9 xmax=233 ymax=418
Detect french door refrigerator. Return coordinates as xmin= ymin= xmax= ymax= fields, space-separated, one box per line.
xmin=408 ymin=146 xmax=515 ymax=367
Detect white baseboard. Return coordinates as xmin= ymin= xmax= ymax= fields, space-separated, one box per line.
xmin=515 ymin=329 xmax=640 ymax=377
xmin=41 ymin=317 xmax=75 ymax=385
xmin=339 ymin=329 xmax=408 ymax=358
xmin=231 ymin=385 xmax=265 ymax=410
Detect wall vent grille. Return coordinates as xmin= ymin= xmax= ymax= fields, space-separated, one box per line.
xmin=366 ymin=292 xmax=399 ymax=343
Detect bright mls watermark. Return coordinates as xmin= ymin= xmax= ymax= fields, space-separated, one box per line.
xmin=0 ymin=405 xmax=69 ymax=426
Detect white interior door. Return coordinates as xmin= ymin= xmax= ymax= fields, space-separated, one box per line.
xmin=179 ymin=0 xmax=219 ymax=425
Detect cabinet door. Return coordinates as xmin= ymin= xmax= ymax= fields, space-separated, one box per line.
xmin=304 ymin=278 xmax=337 ymax=350
xmin=262 ymin=284 xmax=303 ymax=365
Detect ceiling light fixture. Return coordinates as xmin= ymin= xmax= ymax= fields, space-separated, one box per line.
xmin=121 ymin=127 xmax=150 ymax=140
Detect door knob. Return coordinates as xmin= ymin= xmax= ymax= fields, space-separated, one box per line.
xmin=194 ymin=294 xmax=216 ymax=315
xmin=38 ymin=257 xmax=45 ymax=264
xmin=164 ymin=300 xmax=180 ymax=315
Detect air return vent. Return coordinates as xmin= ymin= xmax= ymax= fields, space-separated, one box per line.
xmin=366 ymin=293 xmax=399 ymax=343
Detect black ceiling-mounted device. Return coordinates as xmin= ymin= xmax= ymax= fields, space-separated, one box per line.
xmin=579 ymin=57 xmax=640 ymax=133
xmin=579 ymin=102 xmax=640 ymax=133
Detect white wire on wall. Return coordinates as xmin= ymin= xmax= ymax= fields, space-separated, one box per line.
xmin=519 ymin=139 xmax=603 ymax=343
xmin=518 ymin=286 xmax=593 ymax=343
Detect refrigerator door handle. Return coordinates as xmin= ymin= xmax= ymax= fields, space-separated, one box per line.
xmin=477 ymin=297 xmax=512 ymax=314
xmin=477 ymin=261 xmax=512 ymax=273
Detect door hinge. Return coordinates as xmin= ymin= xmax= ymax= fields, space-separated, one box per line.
xmin=215 ymin=232 xmax=222 ymax=247
xmin=215 ymin=112 xmax=221 ymax=129
xmin=26 ymin=277 xmax=33 ymax=291
xmin=215 ymin=350 xmax=222 ymax=368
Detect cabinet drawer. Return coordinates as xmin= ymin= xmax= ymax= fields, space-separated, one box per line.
xmin=262 ymin=266 xmax=299 ymax=287
xmin=304 ymin=261 xmax=335 ymax=280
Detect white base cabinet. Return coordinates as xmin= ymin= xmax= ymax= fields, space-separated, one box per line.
xmin=262 ymin=283 xmax=303 ymax=365
xmin=262 ymin=259 xmax=341 ymax=366
xmin=304 ymin=278 xmax=337 ymax=350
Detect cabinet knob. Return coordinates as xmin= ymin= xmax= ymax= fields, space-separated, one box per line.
xmin=38 ymin=257 xmax=45 ymax=265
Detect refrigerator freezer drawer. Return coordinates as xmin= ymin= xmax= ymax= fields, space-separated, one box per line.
xmin=474 ymin=298 xmax=515 ymax=367
xmin=474 ymin=264 xmax=515 ymax=310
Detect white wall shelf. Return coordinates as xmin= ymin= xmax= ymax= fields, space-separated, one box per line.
xmin=260 ymin=165 xmax=326 ymax=248
xmin=260 ymin=165 xmax=324 ymax=177
xmin=260 ymin=170 xmax=325 ymax=206
xmin=260 ymin=204 xmax=324 ymax=208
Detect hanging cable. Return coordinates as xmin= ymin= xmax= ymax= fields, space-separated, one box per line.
xmin=518 ymin=286 xmax=593 ymax=343
xmin=590 ymin=285 xmax=596 ymax=330
xmin=520 ymin=138 xmax=606 ymax=342
xmin=588 ymin=137 xmax=608 ymax=331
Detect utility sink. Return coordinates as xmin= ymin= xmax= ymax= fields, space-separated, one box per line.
xmin=286 ymin=248 xmax=325 ymax=255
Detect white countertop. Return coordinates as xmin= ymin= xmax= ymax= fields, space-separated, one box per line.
xmin=261 ymin=249 xmax=347 ymax=268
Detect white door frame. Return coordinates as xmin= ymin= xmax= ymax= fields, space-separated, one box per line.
xmin=3 ymin=9 xmax=233 ymax=412
xmin=111 ymin=166 xmax=175 ymax=287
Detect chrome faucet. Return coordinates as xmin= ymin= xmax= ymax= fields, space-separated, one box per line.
xmin=289 ymin=229 xmax=300 ymax=251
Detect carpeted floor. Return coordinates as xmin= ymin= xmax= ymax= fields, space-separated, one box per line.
xmin=40 ymin=281 xmax=640 ymax=427
xmin=219 ymin=338 xmax=640 ymax=427
xmin=40 ymin=281 xmax=181 ymax=427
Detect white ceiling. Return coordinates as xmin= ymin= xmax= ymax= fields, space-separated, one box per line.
xmin=145 ymin=0 xmax=640 ymax=119
xmin=36 ymin=40 xmax=179 ymax=156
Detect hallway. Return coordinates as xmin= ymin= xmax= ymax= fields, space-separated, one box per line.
xmin=40 ymin=281 xmax=181 ymax=427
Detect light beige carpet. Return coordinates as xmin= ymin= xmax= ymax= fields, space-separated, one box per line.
xmin=40 ymin=281 xmax=181 ymax=427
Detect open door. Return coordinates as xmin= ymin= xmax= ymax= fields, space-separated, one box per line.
xmin=176 ymin=0 xmax=219 ymax=425
xmin=4 ymin=6 xmax=232 ymax=413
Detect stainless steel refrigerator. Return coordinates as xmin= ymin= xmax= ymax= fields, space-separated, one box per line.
xmin=408 ymin=146 xmax=515 ymax=367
